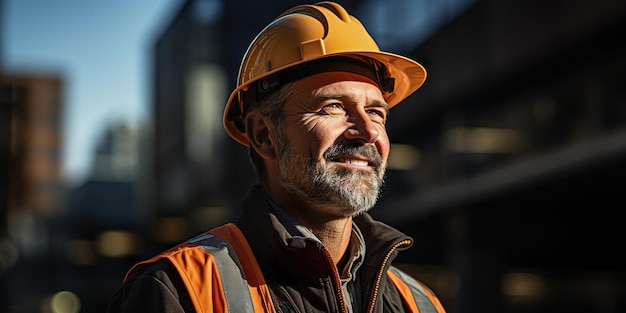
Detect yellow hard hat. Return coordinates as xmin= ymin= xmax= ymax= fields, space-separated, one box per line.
xmin=224 ymin=1 xmax=427 ymax=146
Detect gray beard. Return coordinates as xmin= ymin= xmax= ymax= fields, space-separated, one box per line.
xmin=277 ymin=139 xmax=386 ymax=217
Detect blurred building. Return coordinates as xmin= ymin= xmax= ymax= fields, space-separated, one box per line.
xmin=0 ymin=73 xmax=64 ymax=249
xmin=68 ymin=122 xmax=143 ymax=231
xmin=0 ymin=72 xmax=65 ymax=312
xmin=138 ymin=0 xmax=626 ymax=313
xmin=371 ymin=0 xmax=626 ymax=312
xmin=62 ymin=121 xmax=146 ymax=312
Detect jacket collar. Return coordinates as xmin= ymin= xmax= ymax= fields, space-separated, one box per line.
xmin=235 ymin=184 xmax=413 ymax=279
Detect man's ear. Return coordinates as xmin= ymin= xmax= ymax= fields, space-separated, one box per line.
xmin=245 ymin=111 xmax=277 ymax=159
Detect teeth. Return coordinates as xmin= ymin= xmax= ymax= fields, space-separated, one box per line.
xmin=338 ymin=158 xmax=368 ymax=166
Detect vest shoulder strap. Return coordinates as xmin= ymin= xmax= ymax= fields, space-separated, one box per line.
xmin=208 ymin=223 xmax=277 ymax=313
xmin=125 ymin=223 xmax=276 ymax=313
xmin=387 ymin=266 xmax=447 ymax=313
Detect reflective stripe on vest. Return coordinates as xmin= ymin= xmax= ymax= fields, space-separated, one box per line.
xmin=187 ymin=232 xmax=256 ymax=312
xmin=387 ymin=266 xmax=446 ymax=313
xmin=208 ymin=224 xmax=276 ymax=312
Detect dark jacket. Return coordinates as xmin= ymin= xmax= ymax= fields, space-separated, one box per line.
xmin=107 ymin=185 xmax=445 ymax=312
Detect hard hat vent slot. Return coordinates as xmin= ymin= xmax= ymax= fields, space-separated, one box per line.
xmin=317 ymin=1 xmax=351 ymax=22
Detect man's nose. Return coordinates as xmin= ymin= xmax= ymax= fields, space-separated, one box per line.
xmin=343 ymin=111 xmax=380 ymax=144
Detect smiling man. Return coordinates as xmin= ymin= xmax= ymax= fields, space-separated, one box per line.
xmin=107 ymin=2 xmax=447 ymax=313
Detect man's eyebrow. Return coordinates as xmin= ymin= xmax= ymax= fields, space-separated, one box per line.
xmin=367 ymin=100 xmax=390 ymax=114
xmin=311 ymin=92 xmax=345 ymax=100
xmin=313 ymin=92 xmax=390 ymax=107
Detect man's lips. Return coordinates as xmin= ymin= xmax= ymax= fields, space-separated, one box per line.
xmin=324 ymin=143 xmax=382 ymax=168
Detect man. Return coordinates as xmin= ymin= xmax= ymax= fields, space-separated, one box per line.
xmin=107 ymin=2 xmax=446 ymax=312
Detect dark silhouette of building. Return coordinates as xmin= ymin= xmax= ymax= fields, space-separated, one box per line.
xmin=63 ymin=122 xmax=146 ymax=312
xmin=0 ymin=72 xmax=66 ymax=312
xmin=372 ymin=0 xmax=626 ymax=312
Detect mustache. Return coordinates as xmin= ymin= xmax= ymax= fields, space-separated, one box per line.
xmin=323 ymin=143 xmax=383 ymax=168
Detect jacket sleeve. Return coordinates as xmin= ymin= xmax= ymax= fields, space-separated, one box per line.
xmin=106 ymin=260 xmax=194 ymax=313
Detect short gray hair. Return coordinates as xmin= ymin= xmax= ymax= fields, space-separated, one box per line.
xmin=246 ymin=81 xmax=297 ymax=181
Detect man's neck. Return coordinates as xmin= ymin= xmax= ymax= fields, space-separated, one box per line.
xmin=307 ymin=217 xmax=353 ymax=265
xmin=261 ymin=182 xmax=354 ymax=265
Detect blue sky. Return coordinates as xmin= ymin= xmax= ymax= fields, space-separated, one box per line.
xmin=3 ymin=0 xmax=180 ymax=185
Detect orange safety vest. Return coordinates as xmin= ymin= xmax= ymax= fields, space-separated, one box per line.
xmin=125 ymin=223 xmax=445 ymax=313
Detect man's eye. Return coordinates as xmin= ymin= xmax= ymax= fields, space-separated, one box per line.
xmin=322 ymin=103 xmax=345 ymax=113
xmin=368 ymin=109 xmax=382 ymax=116
xmin=368 ymin=109 xmax=387 ymax=119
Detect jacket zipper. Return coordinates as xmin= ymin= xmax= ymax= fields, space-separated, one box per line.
xmin=366 ymin=239 xmax=412 ymax=313
xmin=321 ymin=248 xmax=349 ymax=313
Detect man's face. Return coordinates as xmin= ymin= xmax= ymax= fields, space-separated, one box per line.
xmin=275 ymin=72 xmax=390 ymax=218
